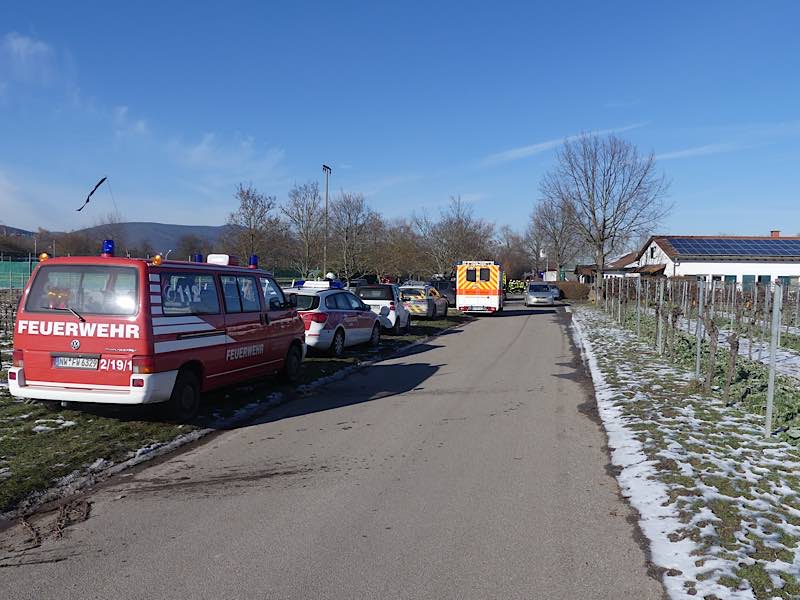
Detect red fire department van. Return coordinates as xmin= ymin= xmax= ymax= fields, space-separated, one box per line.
xmin=8 ymin=242 xmax=306 ymax=419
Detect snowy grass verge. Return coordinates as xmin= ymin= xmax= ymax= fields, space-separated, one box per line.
xmin=571 ymin=305 xmax=800 ymax=599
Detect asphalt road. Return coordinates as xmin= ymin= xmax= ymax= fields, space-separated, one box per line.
xmin=1 ymin=303 xmax=664 ymax=600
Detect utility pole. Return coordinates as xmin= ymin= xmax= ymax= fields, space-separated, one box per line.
xmin=322 ymin=164 xmax=332 ymax=277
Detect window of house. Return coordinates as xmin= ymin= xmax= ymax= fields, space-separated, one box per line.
xmin=649 ymin=247 xmax=655 ymax=259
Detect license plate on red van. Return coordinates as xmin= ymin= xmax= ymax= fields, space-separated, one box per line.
xmin=53 ymin=356 xmax=99 ymax=370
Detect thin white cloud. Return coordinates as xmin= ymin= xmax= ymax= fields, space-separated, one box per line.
xmin=113 ymin=105 xmax=149 ymax=137
xmin=1 ymin=32 xmax=55 ymax=84
xmin=168 ymin=134 xmax=288 ymax=197
xmin=655 ymin=143 xmax=745 ymax=161
xmin=480 ymin=122 xmax=649 ymax=166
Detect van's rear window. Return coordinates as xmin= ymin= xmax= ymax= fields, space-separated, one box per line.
xmin=356 ymin=287 xmax=392 ymax=301
xmin=26 ymin=265 xmax=139 ymax=316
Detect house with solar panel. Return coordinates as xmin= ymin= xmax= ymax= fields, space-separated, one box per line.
xmin=635 ymin=230 xmax=800 ymax=287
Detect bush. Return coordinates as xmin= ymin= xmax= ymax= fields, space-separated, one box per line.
xmin=557 ymin=281 xmax=590 ymax=300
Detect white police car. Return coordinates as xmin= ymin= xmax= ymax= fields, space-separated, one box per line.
xmin=283 ymin=280 xmax=382 ymax=356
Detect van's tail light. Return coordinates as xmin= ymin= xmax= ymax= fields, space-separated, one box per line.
xmin=132 ymin=355 xmax=155 ymax=374
xmin=11 ymin=349 xmax=23 ymax=367
xmin=389 ymin=302 xmax=396 ymax=312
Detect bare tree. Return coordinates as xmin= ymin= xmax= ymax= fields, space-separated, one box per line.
xmin=540 ymin=133 xmax=670 ymax=296
xmin=226 ymin=183 xmax=283 ymax=267
xmin=523 ymin=214 xmax=545 ymax=276
xmin=175 ymin=234 xmax=211 ymax=261
xmin=495 ymin=226 xmax=529 ymax=279
xmin=281 ymin=181 xmax=324 ymax=277
xmin=330 ymin=191 xmax=375 ymax=282
xmin=531 ymin=197 xmax=583 ymax=277
xmin=414 ymin=196 xmax=495 ymax=275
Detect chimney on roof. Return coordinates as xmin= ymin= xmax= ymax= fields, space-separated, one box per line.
xmin=771 ymin=230 xmax=781 ymax=238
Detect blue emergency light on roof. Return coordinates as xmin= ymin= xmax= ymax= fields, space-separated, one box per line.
xmin=191 ymin=253 xmax=204 ymax=263
xmin=249 ymin=254 xmax=259 ymax=269
xmin=101 ymin=239 xmax=115 ymax=257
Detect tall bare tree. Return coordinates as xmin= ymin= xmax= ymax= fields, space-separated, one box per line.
xmin=330 ymin=191 xmax=375 ymax=282
xmin=540 ymin=133 xmax=670 ymax=295
xmin=281 ymin=181 xmax=324 ymax=277
xmin=226 ymin=183 xmax=283 ymax=268
xmin=531 ymin=197 xmax=583 ymax=277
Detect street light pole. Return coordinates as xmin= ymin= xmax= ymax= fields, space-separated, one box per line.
xmin=322 ymin=164 xmax=331 ymax=276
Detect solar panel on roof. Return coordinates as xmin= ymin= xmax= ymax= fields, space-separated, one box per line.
xmin=665 ymin=237 xmax=800 ymax=258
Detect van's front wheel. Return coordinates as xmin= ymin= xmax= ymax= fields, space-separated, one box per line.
xmin=168 ymin=370 xmax=200 ymax=421
xmin=281 ymin=344 xmax=302 ymax=384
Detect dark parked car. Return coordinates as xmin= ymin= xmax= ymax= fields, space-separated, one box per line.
xmin=429 ymin=279 xmax=456 ymax=306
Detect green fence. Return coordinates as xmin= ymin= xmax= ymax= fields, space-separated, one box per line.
xmin=0 ymin=259 xmax=37 ymax=289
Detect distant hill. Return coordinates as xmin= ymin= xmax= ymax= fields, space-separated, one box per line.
xmin=0 ymin=225 xmax=35 ymax=238
xmin=76 ymin=222 xmax=230 ymax=254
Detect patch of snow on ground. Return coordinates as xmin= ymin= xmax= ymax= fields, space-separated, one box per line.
xmin=571 ymin=304 xmax=800 ymax=599
xmin=31 ymin=417 xmax=77 ymax=433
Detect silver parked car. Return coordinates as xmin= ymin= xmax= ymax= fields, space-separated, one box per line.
xmin=524 ymin=283 xmax=555 ymax=307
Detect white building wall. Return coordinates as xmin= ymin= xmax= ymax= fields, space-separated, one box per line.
xmin=638 ymin=240 xmax=800 ymax=283
xmin=638 ymin=241 xmax=675 ymax=273
xmin=673 ymin=262 xmax=800 ymax=283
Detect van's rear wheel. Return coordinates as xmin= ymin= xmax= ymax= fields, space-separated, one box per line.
xmin=281 ymin=344 xmax=302 ymax=384
xmin=168 ymin=370 xmax=200 ymax=421
xmin=39 ymin=400 xmax=61 ymax=412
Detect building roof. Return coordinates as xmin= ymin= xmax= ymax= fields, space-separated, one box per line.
xmin=606 ymin=251 xmax=639 ymax=270
xmin=634 ymin=263 xmax=666 ymax=275
xmin=638 ymin=235 xmax=800 ymax=263
xmin=574 ymin=264 xmax=598 ymax=276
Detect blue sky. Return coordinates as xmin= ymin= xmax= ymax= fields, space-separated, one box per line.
xmin=1 ymin=1 xmax=799 ymax=235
